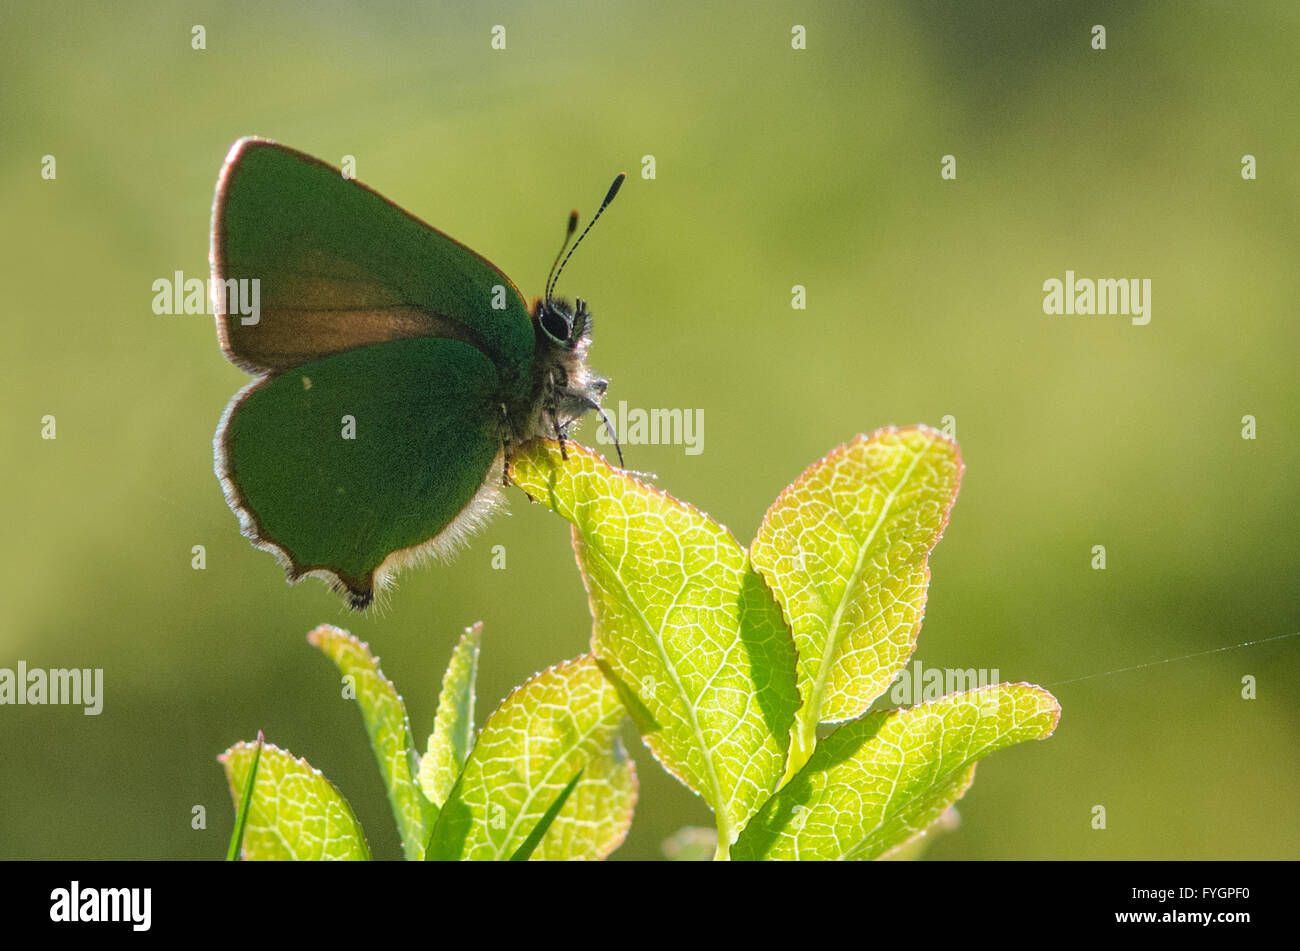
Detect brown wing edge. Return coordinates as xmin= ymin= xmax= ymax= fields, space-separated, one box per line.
xmin=212 ymin=373 xmax=507 ymax=611
xmin=209 ymin=135 xmax=532 ymax=376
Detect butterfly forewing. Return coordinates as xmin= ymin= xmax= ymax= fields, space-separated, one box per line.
xmin=211 ymin=137 xmax=535 ymax=394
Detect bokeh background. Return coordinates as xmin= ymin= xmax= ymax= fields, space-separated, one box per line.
xmin=2 ymin=0 xmax=1296 ymax=860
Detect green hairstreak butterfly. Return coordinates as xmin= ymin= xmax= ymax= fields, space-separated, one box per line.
xmin=211 ymin=137 xmax=624 ymax=609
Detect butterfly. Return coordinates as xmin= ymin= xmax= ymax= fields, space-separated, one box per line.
xmin=211 ymin=137 xmax=623 ymax=609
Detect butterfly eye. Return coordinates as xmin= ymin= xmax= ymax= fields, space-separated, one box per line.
xmin=539 ymin=303 xmax=573 ymax=344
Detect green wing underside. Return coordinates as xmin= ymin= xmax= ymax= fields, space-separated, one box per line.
xmin=217 ymin=338 xmax=503 ymax=604
xmin=213 ymin=138 xmax=535 ymax=396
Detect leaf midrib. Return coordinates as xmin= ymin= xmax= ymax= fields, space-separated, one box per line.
xmin=840 ymin=699 xmax=1028 ymax=858
xmin=491 ymin=707 xmax=611 ymax=859
xmin=805 ymin=437 xmax=933 ymax=725
xmin=582 ymin=512 xmax=738 ymax=845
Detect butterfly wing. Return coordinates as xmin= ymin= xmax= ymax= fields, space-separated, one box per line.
xmin=216 ymin=337 xmax=504 ymax=609
xmin=211 ymin=136 xmax=535 ymax=394
xmin=210 ymin=138 xmax=539 ymax=605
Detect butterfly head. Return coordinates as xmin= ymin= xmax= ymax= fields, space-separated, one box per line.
xmin=530 ymin=294 xmax=614 ymax=455
xmin=521 ymin=175 xmax=625 ymax=466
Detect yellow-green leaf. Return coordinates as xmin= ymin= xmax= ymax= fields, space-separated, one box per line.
xmin=425 ymin=653 xmax=635 ymax=860
xmin=510 ymin=440 xmax=800 ymax=853
xmin=878 ymin=805 xmax=961 ymax=860
xmin=732 ymin=682 xmax=1059 ymax=860
xmin=509 ymin=768 xmax=584 ymax=860
xmin=308 ymin=625 xmax=432 ymax=860
xmin=218 ymin=740 xmax=370 ymax=861
xmin=750 ymin=427 xmax=962 ymax=775
xmin=661 ymin=826 xmax=718 ymax=861
xmin=419 ymin=623 xmax=481 ymax=808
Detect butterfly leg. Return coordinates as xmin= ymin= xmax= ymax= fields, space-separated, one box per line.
xmin=548 ymin=370 xmax=570 ymax=460
xmin=498 ymin=403 xmax=515 ymax=486
xmin=579 ymin=395 xmax=624 ymax=468
xmin=554 ymin=417 xmax=569 ymax=460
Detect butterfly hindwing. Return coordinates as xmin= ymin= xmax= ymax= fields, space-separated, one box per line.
xmin=216 ymin=337 xmax=504 ymax=608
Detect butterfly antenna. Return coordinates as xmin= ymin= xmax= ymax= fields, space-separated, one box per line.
xmin=547 ymin=173 xmax=625 ymax=302
xmin=545 ymin=210 xmax=580 ymax=304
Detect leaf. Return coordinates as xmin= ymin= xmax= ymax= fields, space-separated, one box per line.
xmin=510 ymin=440 xmax=801 ymax=853
xmin=425 ymin=653 xmax=635 ymax=860
xmin=509 ymin=768 xmax=583 ymax=861
xmin=218 ymin=740 xmax=370 ymax=861
xmin=226 ymin=731 xmax=264 ymax=861
xmin=878 ymin=805 xmax=961 ymax=861
xmin=731 ymin=682 xmax=1060 ymax=861
xmin=661 ymin=826 xmax=718 ymax=861
xmin=750 ymin=427 xmax=962 ymax=776
xmin=308 ymin=625 xmax=432 ymax=860
xmin=419 ymin=623 xmax=482 ymax=808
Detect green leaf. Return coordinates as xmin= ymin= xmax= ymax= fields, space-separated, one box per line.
xmin=226 ymin=731 xmax=264 ymax=861
xmin=425 ymin=653 xmax=635 ymax=860
xmin=732 ymin=682 xmax=1060 ymax=861
xmin=750 ymin=427 xmax=962 ymax=777
xmin=661 ymin=826 xmax=718 ymax=861
xmin=878 ymin=806 xmax=961 ymax=861
xmin=510 ymin=440 xmax=800 ymax=855
xmin=418 ymin=622 xmax=482 ymax=808
xmin=218 ymin=740 xmax=370 ymax=861
xmin=509 ymin=768 xmax=583 ymax=861
xmin=308 ymin=624 xmax=432 ymax=860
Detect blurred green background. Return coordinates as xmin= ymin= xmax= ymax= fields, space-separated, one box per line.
xmin=2 ymin=0 xmax=1296 ymax=860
